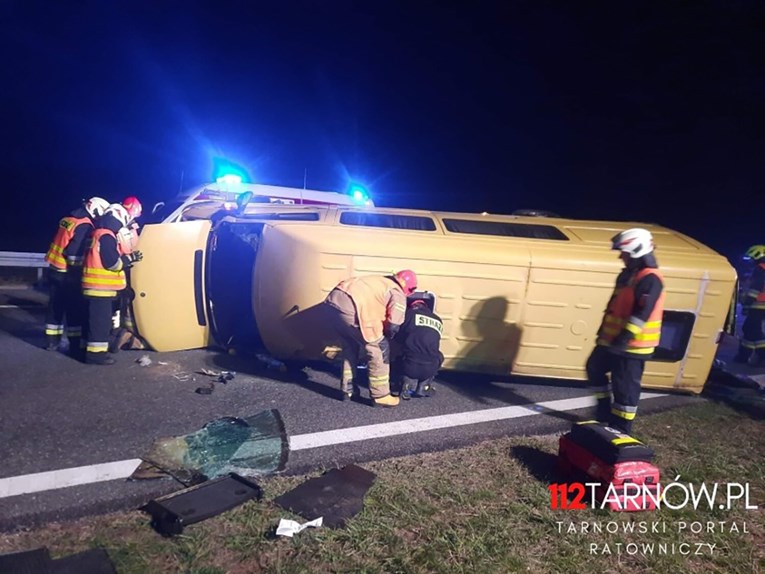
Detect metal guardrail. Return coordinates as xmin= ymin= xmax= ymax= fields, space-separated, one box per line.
xmin=0 ymin=251 xmax=47 ymax=281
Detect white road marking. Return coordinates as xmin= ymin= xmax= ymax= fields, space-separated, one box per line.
xmin=289 ymin=392 xmax=667 ymax=450
xmin=0 ymin=304 xmax=41 ymax=309
xmin=0 ymin=392 xmax=667 ymax=498
xmin=0 ymin=459 xmax=143 ymax=499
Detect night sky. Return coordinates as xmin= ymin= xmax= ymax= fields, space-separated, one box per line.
xmin=1 ymin=1 xmax=763 ymax=264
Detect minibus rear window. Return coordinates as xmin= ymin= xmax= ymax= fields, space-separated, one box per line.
xmin=442 ymin=219 xmax=569 ymax=240
xmin=652 ymin=311 xmax=696 ymax=362
xmin=339 ymin=212 xmax=437 ymax=231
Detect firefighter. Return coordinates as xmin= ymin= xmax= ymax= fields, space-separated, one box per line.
xmin=394 ymin=298 xmax=444 ymax=399
xmin=81 ymin=203 xmax=142 ymax=365
xmin=110 ymin=196 xmax=143 ymax=351
xmin=43 ymin=197 xmax=109 ymax=355
xmin=586 ymin=228 xmax=665 ymax=434
xmin=735 ymin=244 xmax=765 ymax=366
xmin=324 ymin=270 xmax=418 ymax=407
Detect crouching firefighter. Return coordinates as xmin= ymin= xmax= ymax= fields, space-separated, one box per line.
xmin=324 ymin=270 xmax=418 ymax=407
xmin=394 ymin=299 xmax=444 ymax=398
xmin=81 ymin=204 xmax=142 ymax=365
xmin=586 ymin=228 xmax=665 ymax=434
xmin=44 ymin=197 xmax=109 ymax=355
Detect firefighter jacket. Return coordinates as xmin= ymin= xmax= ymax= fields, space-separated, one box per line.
xmin=45 ymin=208 xmax=93 ymax=272
xmin=82 ymin=214 xmax=126 ymax=297
xmin=743 ymin=263 xmax=765 ymax=311
xmin=397 ymin=304 xmax=444 ymax=369
xmin=335 ymin=275 xmax=407 ymax=343
xmin=596 ymin=261 xmax=665 ymax=356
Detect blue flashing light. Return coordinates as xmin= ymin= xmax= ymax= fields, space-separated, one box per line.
xmin=216 ymin=174 xmax=243 ymax=185
xmin=348 ymin=183 xmax=369 ymax=204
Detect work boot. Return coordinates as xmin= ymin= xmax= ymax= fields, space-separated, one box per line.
xmin=45 ymin=335 xmax=61 ymax=351
xmin=372 ymin=394 xmax=399 ymax=408
xmin=86 ymin=352 xmax=115 ymax=365
xmin=733 ymin=348 xmax=752 ymax=363
xmin=413 ymin=380 xmax=434 ymax=398
xmin=748 ymin=352 xmax=765 ymax=367
xmin=340 ymin=380 xmax=360 ymax=401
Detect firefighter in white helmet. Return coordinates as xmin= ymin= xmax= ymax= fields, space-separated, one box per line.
xmin=586 ymin=228 xmax=665 ymax=434
xmin=323 ymin=270 xmax=418 ymax=407
xmin=43 ymin=196 xmax=109 ymax=357
xmin=81 ymin=204 xmax=142 ymax=365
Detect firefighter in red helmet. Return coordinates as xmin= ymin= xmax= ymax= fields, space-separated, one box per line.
xmin=323 ymin=269 xmax=418 ymax=407
xmin=110 ymin=196 xmax=145 ymax=352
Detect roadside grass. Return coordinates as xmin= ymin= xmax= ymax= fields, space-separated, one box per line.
xmin=0 ymin=400 xmax=763 ymax=573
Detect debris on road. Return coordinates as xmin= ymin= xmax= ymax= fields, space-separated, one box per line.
xmin=195 ymin=382 xmax=215 ymax=395
xmin=276 ymin=516 xmax=323 ymax=537
xmin=274 ymin=464 xmax=376 ymax=528
xmin=136 ymin=354 xmax=152 ymax=367
xmin=142 ymin=473 xmax=263 ymax=537
xmin=132 ymin=410 xmax=289 ymax=482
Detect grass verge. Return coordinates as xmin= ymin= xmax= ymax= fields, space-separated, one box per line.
xmin=0 ymin=400 xmax=763 ymax=573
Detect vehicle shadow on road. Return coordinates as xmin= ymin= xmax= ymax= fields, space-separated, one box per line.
xmin=438 ymin=371 xmax=586 ymax=424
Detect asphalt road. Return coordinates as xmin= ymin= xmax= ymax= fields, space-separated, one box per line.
xmin=0 ymin=287 xmax=700 ymax=531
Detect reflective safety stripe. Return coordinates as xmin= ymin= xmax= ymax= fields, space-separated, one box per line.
xmin=66 ymin=327 xmax=82 ymax=337
xmin=611 ymin=405 xmax=638 ymax=421
xmin=611 ymin=436 xmax=641 ymax=445
xmin=45 ymin=324 xmax=64 ymax=335
xmin=368 ymin=375 xmax=390 ymax=388
xmin=624 ymin=346 xmax=655 ymax=355
xmin=86 ymin=342 xmax=109 ymax=353
xmin=593 ymin=391 xmax=610 ymax=399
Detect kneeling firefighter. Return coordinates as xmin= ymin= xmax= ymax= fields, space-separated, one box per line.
xmin=394 ymin=298 xmax=444 ymax=398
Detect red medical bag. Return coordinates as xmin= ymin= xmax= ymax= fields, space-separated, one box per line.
xmin=557 ymin=422 xmax=661 ymax=511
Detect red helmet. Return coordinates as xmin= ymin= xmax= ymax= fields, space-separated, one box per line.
xmin=395 ymin=269 xmax=418 ymax=295
xmin=122 ymin=196 xmax=142 ymax=220
xmin=409 ymin=299 xmax=428 ymax=308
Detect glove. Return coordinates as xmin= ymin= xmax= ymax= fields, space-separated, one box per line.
xmin=121 ymin=251 xmax=143 ymax=268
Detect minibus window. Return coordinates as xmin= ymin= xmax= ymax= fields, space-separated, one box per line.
xmin=652 ymin=311 xmax=696 ymax=362
xmin=339 ymin=212 xmax=437 ymax=231
xmin=239 ymin=212 xmax=320 ymax=221
xmin=442 ymin=219 xmax=569 ymax=240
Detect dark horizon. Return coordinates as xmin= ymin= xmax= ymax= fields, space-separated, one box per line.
xmin=1 ymin=1 xmax=763 ymax=264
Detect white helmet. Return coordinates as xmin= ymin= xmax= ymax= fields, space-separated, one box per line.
xmin=104 ymin=203 xmax=130 ymax=227
xmin=84 ymin=197 xmax=110 ymax=219
xmin=611 ymin=228 xmax=654 ymax=259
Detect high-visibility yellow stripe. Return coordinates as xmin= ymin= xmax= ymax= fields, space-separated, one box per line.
xmin=83 ymin=267 xmax=123 ymax=277
xmin=611 ymin=436 xmax=641 ymax=445
xmin=611 ymin=410 xmax=638 ymax=422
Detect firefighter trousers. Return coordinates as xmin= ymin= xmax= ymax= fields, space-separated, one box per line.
xmin=325 ymin=296 xmax=392 ymax=400
xmin=85 ymin=295 xmax=117 ymax=357
xmin=585 ymin=345 xmax=645 ymax=434
xmin=738 ymin=309 xmax=765 ymax=359
xmin=44 ymin=269 xmax=68 ymax=345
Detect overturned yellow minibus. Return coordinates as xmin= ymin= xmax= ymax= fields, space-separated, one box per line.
xmin=131 ymin=203 xmax=737 ymax=394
